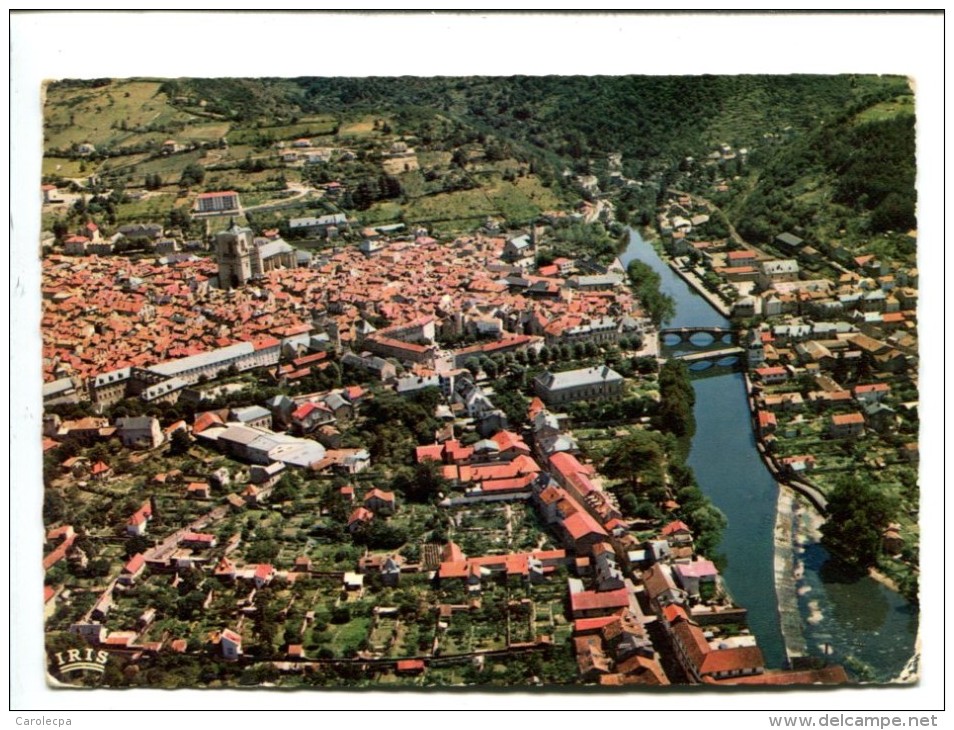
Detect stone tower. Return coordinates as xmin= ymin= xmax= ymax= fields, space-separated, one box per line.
xmin=215 ymin=221 xmax=255 ymax=290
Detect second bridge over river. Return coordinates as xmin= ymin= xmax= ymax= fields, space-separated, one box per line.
xmin=658 ymin=326 xmax=743 ymax=368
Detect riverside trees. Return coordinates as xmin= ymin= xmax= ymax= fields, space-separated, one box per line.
xmin=821 ymin=475 xmax=898 ymax=571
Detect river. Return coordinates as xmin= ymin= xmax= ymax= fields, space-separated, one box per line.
xmin=620 ymin=228 xmax=918 ymax=681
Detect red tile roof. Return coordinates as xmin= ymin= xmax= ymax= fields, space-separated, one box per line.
xmin=123 ymin=553 xmax=146 ymax=574
xmin=661 ymin=520 xmax=691 ymax=536
xmin=348 ymin=507 xmax=374 ymax=525
xmin=573 ymin=613 xmax=622 ymax=634
xmin=832 ymin=412 xmax=865 ymax=425
xmin=570 ymin=588 xmax=630 ymax=615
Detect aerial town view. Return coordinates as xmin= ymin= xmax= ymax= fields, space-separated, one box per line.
xmin=37 ymin=75 xmax=919 ymax=689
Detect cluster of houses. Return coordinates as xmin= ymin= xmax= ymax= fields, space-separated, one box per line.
xmin=41 ymin=222 xmax=649 ymax=402
xmin=746 ymin=317 xmax=914 ymax=474
xmin=55 ymin=220 xmax=205 ymax=258
xmin=658 ymin=191 xmax=918 ymax=340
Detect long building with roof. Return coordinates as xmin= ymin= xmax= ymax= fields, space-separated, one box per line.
xmin=534 ymin=365 xmax=625 ymax=406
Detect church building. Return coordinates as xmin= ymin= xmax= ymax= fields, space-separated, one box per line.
xmin=215 ymin=222 xmax=299 ymax=289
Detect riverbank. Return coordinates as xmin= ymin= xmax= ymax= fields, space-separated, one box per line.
xmin=624 ymin=226 xmax=918 ymax=681
xmin=664 ymin=258 xmax=733 ymax=318
xmin=774 ymin=485 xmax=809 ymax=666
xmin=741 ymin=372 xmax=830 ymax=514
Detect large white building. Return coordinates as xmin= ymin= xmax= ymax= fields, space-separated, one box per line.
xmin=88 ymin=339 xmax=282 ymax=408
xmin=534 ymin=365 xmax=625 ymax=406
xmin=195 ymin=191 xmax=241 ymax=214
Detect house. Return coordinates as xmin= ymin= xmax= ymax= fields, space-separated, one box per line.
xmin=777 ymin=455 xmax=816 ymax=477
xmin=69 ymin=622 xmax=106 ymax=645
xmin=363 ymin=488 xmax=396 ymax=515
xmin=668 ymin=611 xmax=765 ymax=682
xmin=758 ymin=260 xmax=800 ymax=290
xmin=229 ymin=406 xmax=273 ymax=431
xmin=569 ymin=588 xmax=631 ymax=619
xmin=186 ymin=482 xmax=212 ymax=499
xmin=574 ymin=634 xmax=613 ymax=679
xmin=396 ymin=659 xmax=426 ymax=675
xmin=348 ymin=507 xmax=374 ymax=533
xmin=602 ymin=610 xmax=654 ymax=661
xmin=753 ymin=366 xmax=788 ymax=385
xmin=322 ymin=392 xmax=353 ymax=422
xmin=343 ymin=572 xmax=364 ymax=593
xmin=642 ymin=564 xmax=688 ymax=612
xmin=673 ymin=559 xmax=719 ymax=599
xmin=91 ymin=461 xmax=112 ymax=481
xmin=253 ymin=563 xmax=275 ymax=588
xmin=756 ymin=410 xmax=777 ymax=437
xmin=44 ymin=586 xmax=58 ymax=619
xmin=854 ymin=382 xmax=891 ymax=404
xmin=592 ymin=543 xmax=626 ymax=592
xmin=774 ymin=232 xmax=805 ymax=254
xmin=864 ymin=401 xmax=897 ymax=433
xmin=726 ymin=249 xmax=757 ymax=268
xmin=380 ymin=555 xmax=403 ymax=586
xmin=341 ymin=351 xmax=397 ymax=382
xmin=126 ymin=501 xmax=153 ymax=536
xmin=660 ymin=520 xmax=693 ymax=547
xmin=220 ymin=628 xmax=243 ymax=660
xmin=91 ymin=592 xmax=113 ymax=621
xmin=503 ymin=234 xmax=532 ymax=262
xmin=290 ymin=401 xmax=334 ymax=434
xmin=882 ymin=524 xmax=904 ymax=555
xmin=115 ymin=416 xmax=163 ymax=449
xmin=489 ymin=429 xmax=532 ymax=459
xmin=181 ymin=532 xmax=218 ymax=550
xmin=265 ymin=394 xmax=296 ymax=427
xmin=250 ymin=461 xmax=285 ymax=486
xmin=118 ymin=553 xmax=146 ymax=586
xmin=829 ymin=412 xmax=865 ymax=439
xmin=567 ymin=273 xmax=625 ymax=291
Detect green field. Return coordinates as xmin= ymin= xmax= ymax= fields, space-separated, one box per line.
xmin=226 ymin=117 xmax=338 ymax=146
xmin=853 ymin=94 xmax=915 ymax=125
xmin=43 ymin=80 xmax=198 ymax=151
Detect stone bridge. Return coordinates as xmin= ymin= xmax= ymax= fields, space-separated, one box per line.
xmin=659 ymin=326 xmax=736 ymax=345
xmin=669 ymin=346 xmax=745 ymax=368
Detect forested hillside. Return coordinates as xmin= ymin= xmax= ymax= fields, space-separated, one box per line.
xmin=44 ymin=74 xmax=916 ymax=254
xmin=719 ymin=87 xmax=916 ymax=258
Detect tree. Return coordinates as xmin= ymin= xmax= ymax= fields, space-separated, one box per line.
xmin=653 ymin=361 xmax=696 ymax=446
xmin=87 ymin=558 xmax=112 ymax=578
xmin=43 ymin=490 xmax=67 ymax=523
xmin=392 ymin=460 xmax=450 ymax=504
xmin=179 ymin=163 xmax=205 ymax=188
xmin=125 ymin=535 xmax=151 ymax=559
xmin=52 ymin=218 xmax=69 ymax=240
xmin=271 ymin=472 xmax=303 ymax=503
xmin=603 ymin=430 xmax=667 ymax=494
xmin=821 ymin=475 xmax=898 ymax=570
xmin=627 ymin=260 xmax=675 ymax=327
xmin=451 ymin=148 xmax=468 ymax=169
xmin=168 ymin=428 xmax=191 ymax=456
xmin=167 ymin=207 xmax=192 ymax=232
xmin=464 ymin=358 xmax=480 ymax=377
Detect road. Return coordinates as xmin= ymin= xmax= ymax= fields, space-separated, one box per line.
xmin=241 ymin=182 xmax=317 ymax=214
xmin=666 ymin=187 xmax=853 ymax=277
